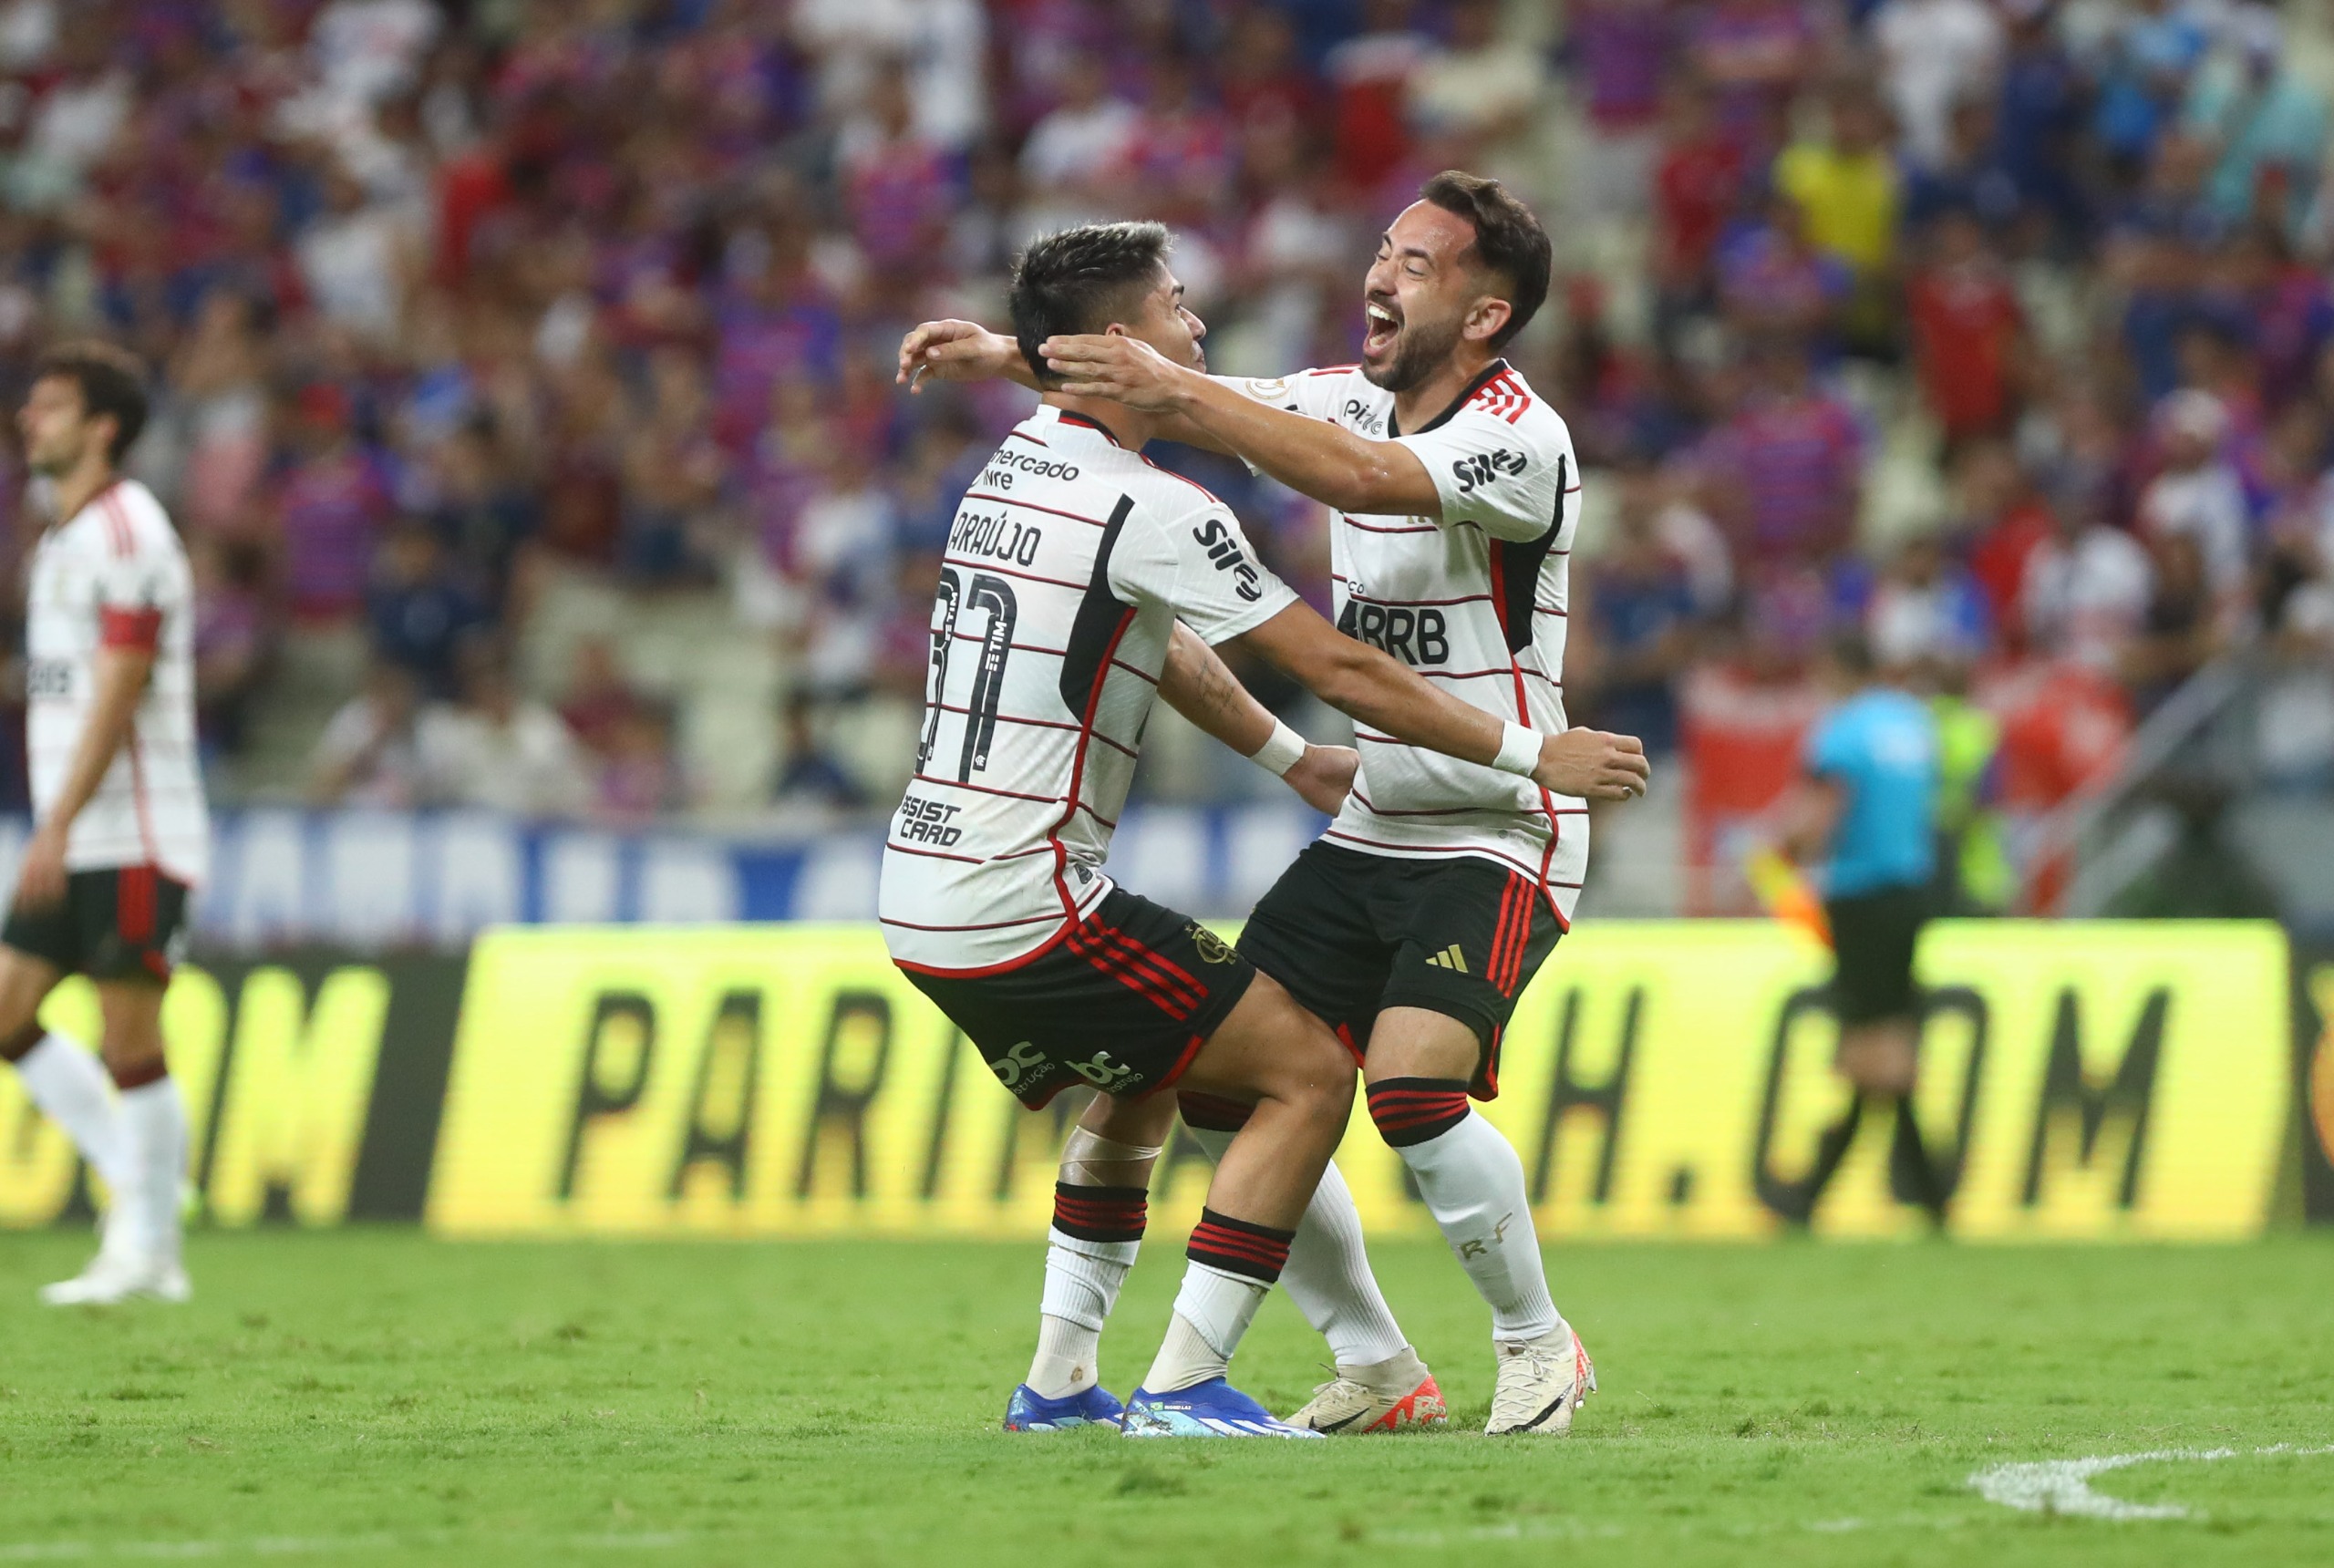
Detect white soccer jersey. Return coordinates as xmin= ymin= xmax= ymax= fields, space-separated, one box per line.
xmin=1223 ymin=359 xmax=1587 ymax=922
xmin=25 ymin=479 xmax=211 ymax=886
xmin=880 ymin=404 xmax=1298 ymax=973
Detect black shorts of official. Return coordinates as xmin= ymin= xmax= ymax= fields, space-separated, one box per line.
xmin=2 ymin=865 xmax=189 ymax=985
xmin=1234 ymin=841 xmax=1562 ymax=1099
xmin=902 ymin=887 xmax=1256 ymax=1111
xmin=1824 ymin=882 xmax=1932 ymax=1026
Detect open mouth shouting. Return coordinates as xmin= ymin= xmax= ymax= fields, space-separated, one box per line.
xmin=1363 ymin=297 xmax=1401 ymax=362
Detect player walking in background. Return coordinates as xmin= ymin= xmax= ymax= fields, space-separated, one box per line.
xmin=1777 ymin=629 xmax=1949 ymax=1227
xmin=0 ymin=344 xmax=209 ymax=1304
xmin=904 ymin=171 xmax=1632 ymax=1436
xmin=884 ymin=222 xmax=1647 ymax=1437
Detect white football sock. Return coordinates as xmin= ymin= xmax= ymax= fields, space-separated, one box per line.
xmin=117 ymin=1078 xmax=188 ymax=1262
xmin=1141 ymin=1263 xmax=1266 ymax=1394
xmin=1188 ymin=1128 xmax=1410 ymax=1368
xmin=1397 ymin=1110 xmax=1562 ymax=1346
xmin=12 ymin=1033 xmax=127 ymax=1191
xmin=1028 ymin=1230 xmax=1138 ymax=1398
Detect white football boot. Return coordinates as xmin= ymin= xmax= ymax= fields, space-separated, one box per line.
xmin=1484 ymin=1325 xmax=1595 ymax=1436
xmin=1286 ymin=1347 xmax=1450 ymax=1434
xmin=39 ymin=1248 xmax=191 ymax=1305
xmin=41 ymin=1197 xmax=189 ymax=1305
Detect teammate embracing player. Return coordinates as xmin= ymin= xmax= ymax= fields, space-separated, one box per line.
xmin=904 ymin=172 xmax=1628 ymax=1434
xmin=883 ymin=221 xmax=1646 ymax=1437
xmin=1 ymin=344 xmax=207 ymax=1304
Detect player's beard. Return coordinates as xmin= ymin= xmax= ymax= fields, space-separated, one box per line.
xmin=1360 ymin=311 xmax=1464 ymax=397
xmin=25 ymin=428 xmax=85 ymax=479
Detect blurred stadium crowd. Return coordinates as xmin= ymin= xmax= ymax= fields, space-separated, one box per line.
xmin=0 ymin=0 xmax=2329 ymax=906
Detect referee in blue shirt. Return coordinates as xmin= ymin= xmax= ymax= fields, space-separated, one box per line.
xmin=1779 ymin=630 xmax=1948 ymax=1226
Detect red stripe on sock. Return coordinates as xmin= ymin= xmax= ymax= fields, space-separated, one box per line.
xmin=1189 ymin=1225 xmax=1291 ymax=1269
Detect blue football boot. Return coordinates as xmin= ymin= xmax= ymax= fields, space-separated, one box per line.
xmin=1003 ymin=1382 xmax=1124 ymax=1431
xmin=1121 ymin=1377 xmax=1327 ymax=1438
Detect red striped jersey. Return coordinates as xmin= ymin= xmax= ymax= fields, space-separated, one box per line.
xmin=25 ymin=479 xmax=211 ymax=885
xmin=1221 ymin=359 xmax=1586 ymax=921
xmin=880 ymin=405 xmax=1298 ymax=974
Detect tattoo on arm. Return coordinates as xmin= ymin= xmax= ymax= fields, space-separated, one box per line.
xmin=1159 ymin=622 xmax=1273 ymax=756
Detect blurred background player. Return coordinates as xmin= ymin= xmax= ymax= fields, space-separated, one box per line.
xmin=1777 ymin=628 xmax=1947 ymax=1227
xmin=885 ymin=222 xmax=1645 ymax=1437
xmin=0 ymin=344 xmax=208 ymax=1304
xmin=910 ymin=171 xmax=1628 ymax=1436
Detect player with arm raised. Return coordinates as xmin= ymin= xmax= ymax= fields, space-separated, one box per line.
xmin=904 ymin=172 xmax=1634 ymax=1436
xmin=884 ymin=222 xmax=1645 ymax=1437
xmin=1 ymin=344 xmax=209 ymax=1305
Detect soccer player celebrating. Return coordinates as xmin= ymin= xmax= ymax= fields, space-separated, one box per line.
xmin=884 ymin=222 xmax=1647 ymax=1437
xmin=902 ymin=172 xmax=1631 ymax=1434
xmin=1 ymin=344 xmax=208 ymax=1304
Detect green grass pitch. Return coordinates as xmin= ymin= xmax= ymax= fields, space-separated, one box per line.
xmin=1 ymin=1231 xmax=2329 ymax=1566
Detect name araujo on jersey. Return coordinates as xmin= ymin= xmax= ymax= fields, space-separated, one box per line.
xmin=1224 ymin=359 xmax=1589 ymax=924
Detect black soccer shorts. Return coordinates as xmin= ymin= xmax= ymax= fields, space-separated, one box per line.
xmin=2 ymin=864 xmax=190 ymax=985
xmin=1235 ymin=841 xmax=1562 ymax=1099
xmin=902 ymin=886 xmax=1256 ymax=1110
xmin=1824 ymin=881 xmax=1932 ymax=1026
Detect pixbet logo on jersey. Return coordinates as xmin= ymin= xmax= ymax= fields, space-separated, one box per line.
xmin=1451 ymin=449 xmax=1526 ymax=494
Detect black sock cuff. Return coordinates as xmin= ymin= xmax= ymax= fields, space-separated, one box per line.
xmin=1187 ymin=1206 xmax=1295 ymax=1284
xmin=1366 ymin=1077 xmax=1472 ymax=1148
xmin=1052 ymin=1181 xmax=1149 ymax=1243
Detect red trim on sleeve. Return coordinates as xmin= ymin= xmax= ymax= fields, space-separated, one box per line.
xmin=99 ymin=606 xmax=163 ymax=651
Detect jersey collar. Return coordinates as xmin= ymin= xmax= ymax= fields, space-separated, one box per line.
xmin=1386 ymin=358 xmax=1511 ymax=438
xmin=1051 ymin=409 xmax=1126 ymax=447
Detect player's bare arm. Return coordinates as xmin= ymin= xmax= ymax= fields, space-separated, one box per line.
xmin=897 ymin=317 xmax=1236 ymax=455
xmin=1044 ymin=334 xmax=1445 ymax=519
xmin=16 ymin=645 xmax=152 ymax=909
xmin=1232 ymin=603 xmax=1647 ymax=800
xmin=898 ymin=319 xmax=1034 ymax=392
xmin=1159 ymin=621 xmax=1357 ymax=815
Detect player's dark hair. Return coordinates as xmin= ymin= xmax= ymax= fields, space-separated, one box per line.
xmin=34 ymin=340 xmax=150 ymax=463
xmin=1827 ymin=627 xmax=1877 ymax=678
xmin=1419 ymin=170 xmax=1552 ymax=350
xmin=1008 ymin=222 xmax=1173 ymax=387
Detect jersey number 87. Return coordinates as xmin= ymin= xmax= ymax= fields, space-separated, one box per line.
xmin=918 ymin=566 xmax=1020 ymax=780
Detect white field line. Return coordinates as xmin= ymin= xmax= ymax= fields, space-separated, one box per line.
xmin=1967 ymin=1443 xmax=2334 ymax=1521
xmin=0 ymin=1534 xmax=689 ymax=1561
xmin=1376 ymin=1442 xmax=2334 ymax=1547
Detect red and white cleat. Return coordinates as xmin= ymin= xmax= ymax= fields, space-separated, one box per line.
xmin=1286 ymin=1348 xmax=1450 ymax=1434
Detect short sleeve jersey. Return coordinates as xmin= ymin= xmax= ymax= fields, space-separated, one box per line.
xmin=25 ymin=479 xmax=211 ymax=884
xmin=879 ymin=405 xmax=1298 ymax=972
xmin=1221 ymin=361 xmax=1588 ymax=921
xmin=1804 ymin=687 xmax=1938 ymax=897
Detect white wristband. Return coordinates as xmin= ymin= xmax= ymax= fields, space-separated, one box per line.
xmin=1491 ymin=720 xmax=1542 ymax=778
xmin=1250 ymin=717 xmax=1307 ymax=778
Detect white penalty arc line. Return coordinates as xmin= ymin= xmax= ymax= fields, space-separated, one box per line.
xmin=1968 ymin=1443 xmax=2334 ymax=1521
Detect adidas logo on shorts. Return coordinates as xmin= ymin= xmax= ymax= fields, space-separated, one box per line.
xmin=1424 ymin=944 xmax=1469 ymax=974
